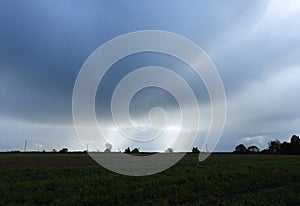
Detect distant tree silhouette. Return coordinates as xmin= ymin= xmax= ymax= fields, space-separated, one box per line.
xmin=131 ymin=148 xmax=140 ymax=153
xmin=104 ymin=142 xmax=112 ymax=152
xmin=280 ymin=141 xmax=291 ymax=155
xmin=289 ymin=135 xmax=300 ymax=154
xmin=268 ymin=135 xmax=300 ymax=154
xmin=260 ymin=149 xmax=271 ymax=154
xmin=247 ymin=145 xmax=260 ymax=153
xmin=234 ymin=144 xmax=248 ymax=154
xmin=268 ymin=140 xmax=281 ymax=154
xmin=124 ymin=147 xmax=131 ymax=153
xmin=291 ymin=135 xmax=300 ymax=145
xmin=59 ymin=148 xmax=68 ymax=153
xmin=165 ymin=148 xmax=174 ymax=153
xmin=124 ymin=147 xmax=139 ymax=154
xmin=192 ymin=147 xmax=200 ymax=154
xmin=234 ymin=135 xmax=300 ymax=155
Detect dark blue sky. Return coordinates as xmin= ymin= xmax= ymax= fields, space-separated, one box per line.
xmin=0 ymin=0 xmax=300 ymax=152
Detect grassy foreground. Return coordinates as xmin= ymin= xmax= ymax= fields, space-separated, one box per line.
xmin=0 ymin=153 xmax=299 ymax=205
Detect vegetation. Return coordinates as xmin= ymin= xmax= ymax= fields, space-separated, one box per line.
xmin=124 ymin=147 xmax=140 ymax=154
xmin=0 ymin=153 xmax=299 ymax=205
xmin=59 ymin=148 xmax=68 ymax=153
xmin=131 ymin=148 xmax=140 ymax=153
xmin=104 ymin=142 xmax=112 ymax=153
xmin=234 ymin=144 xmax=248 ymax=154
xmin=234 ymin=134 xmax=300 ymax=155
xmin=1 ymin=135 xmax=299 ymax=205
xmin=124 ymin=147 xmax=131 ymax=153
xmin=192 ymin=147 xmax=200 ymax=154
xmin=165 ymin=148 xmax=174 ymax=153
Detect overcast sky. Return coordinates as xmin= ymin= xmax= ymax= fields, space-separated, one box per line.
xmin=0 ymin=0 xmax=300 ymax=152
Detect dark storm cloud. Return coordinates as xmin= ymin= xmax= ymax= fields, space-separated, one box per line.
xmin=0 ymin=0 xmax=299 ymax=151
xmin=0 ymin=0 xmax=267 ymax=123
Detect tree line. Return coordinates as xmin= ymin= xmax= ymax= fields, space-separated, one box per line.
xmin=234 ymin=135 xmax=300 ymax=155
xmin=7 ymin=135 xmax=299 ymax=154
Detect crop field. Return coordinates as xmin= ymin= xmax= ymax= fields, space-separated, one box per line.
xmin=0 ymin=153 xmax=299 ymax=205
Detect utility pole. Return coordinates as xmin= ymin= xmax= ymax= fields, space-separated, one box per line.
xmin=24 ymin=140 xmax=27 ymax=152
xmin=206 ymin=144 xmax=209 ymax=153
xmin=87 ymin=144 xmax=89 ymax=152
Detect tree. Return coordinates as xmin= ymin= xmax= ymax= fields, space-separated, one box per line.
xmin=268 ymin=140 xmax=281 ymax=153
xmin=59 ymin=148 xmax=68 ymax=153
xmin=263 ymin=135 xmax=300 ymax=155
xmin=290 ymin=135 xmax=300 ymax=154
xmin=280 ymin=141 xmax=291 ymax=155
xmin=291 ymin=135 xmax=300 ymax=145
xmin=234 ymin=144 xmax=248 ymax=154
xmin=104 ymin=142 xmax=112 ymax=152
xmin=165 ymin=148 xmax=174 ymax=153
xmin=192 ymin=147 xmax=200 ymax=154
xmin=247 ymin=145 xmax=260 ymax=153
xmin=260 ymin=149 xmax=271 ymax=154
xmin=124 ymin=147 xmax=131 ymax=153
xmin=131 ymin=148 xmax=140 ymax=153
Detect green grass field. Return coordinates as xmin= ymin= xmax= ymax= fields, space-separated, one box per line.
xmin=0 ymin=153 xmax=299 ymax=205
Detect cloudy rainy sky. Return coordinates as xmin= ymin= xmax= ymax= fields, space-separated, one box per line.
xmin=0 ymin=0 xmax=300 ymax=152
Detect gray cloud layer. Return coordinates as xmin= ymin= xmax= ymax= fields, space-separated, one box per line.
xmin=0 ymin=0 xmax=299 ymax=151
